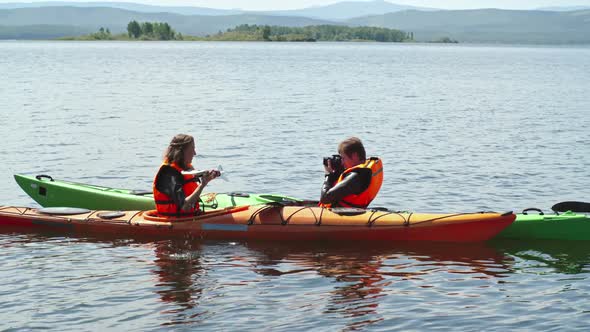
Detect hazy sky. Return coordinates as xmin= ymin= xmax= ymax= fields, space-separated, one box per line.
xmin=2 ymin=0 xmax=590 ymax=10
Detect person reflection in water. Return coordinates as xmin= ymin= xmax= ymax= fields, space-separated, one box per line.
xmin=153 ymin=240 xmax=204 ymax=311
xmin=247 ymin=242 xmax=511 ymax=330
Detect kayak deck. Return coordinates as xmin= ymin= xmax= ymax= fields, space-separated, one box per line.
xmin=14 ymin=174 xmax=302 ymax=211
xmin=499 ymin=211 xmax=590 ymax=241
xmin=0 ymin=205 xmax=515 ymax=242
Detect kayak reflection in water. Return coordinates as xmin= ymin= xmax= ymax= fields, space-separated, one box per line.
xmin=153 ymin=134 xmax=220 ymax=217
xmin=247 ymin=242 xmax=510 ymax=330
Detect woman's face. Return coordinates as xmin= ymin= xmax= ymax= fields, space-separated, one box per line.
xmin=183 ymin=141 xmax=196 ymax=165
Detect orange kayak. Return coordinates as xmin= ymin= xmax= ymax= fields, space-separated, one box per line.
xmin=0 ymin=205 xmax=515 ymax=242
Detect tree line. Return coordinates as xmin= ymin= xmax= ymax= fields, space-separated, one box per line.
xmin=222 ymin=24 xmax=412 ymax=42
xmin=62 ymin=22 xmax=426 ymax=43
xmin=126 ymin=21 xmax=180 ymax=40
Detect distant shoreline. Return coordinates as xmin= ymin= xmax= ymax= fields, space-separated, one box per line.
xmin=53 ymin=38 xmax=458 ymax=44
xmin=2 ymin=5 xmax=589 ymax=44
xmin=55 ymin=23 xmax=435 ymax=43
xmin=4 ymin=39 xmax=590 ymax=47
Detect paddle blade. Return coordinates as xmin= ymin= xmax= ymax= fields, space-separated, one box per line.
xmin=217 ymin=165 xmax=229 ymax=182
xmin=551 ymin=201 xmax=590 ymax=213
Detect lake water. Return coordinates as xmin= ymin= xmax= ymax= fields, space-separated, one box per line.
xmin=1 ymin=41 xmax=589 ymax=330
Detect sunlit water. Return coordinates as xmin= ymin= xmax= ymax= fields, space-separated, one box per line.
xmin=1 ymin=41 xmax=589 ymax=330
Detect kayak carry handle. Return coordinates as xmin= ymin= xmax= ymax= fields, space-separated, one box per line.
xmin=522 ymin=208 xmax=543 ymax=215
xmin=228 ymin=192 xmax=250 ymax=198
xmin=35 ymin=174 xmax=54 ymax=182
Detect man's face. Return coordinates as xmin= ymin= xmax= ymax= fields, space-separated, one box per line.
xmin=341 ymin=151 xmax=360 ymax=169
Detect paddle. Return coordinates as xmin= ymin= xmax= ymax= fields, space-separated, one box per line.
xmin=181 ymin=165 xmax=228 ymax=182
xmin=551 ymin=201 xmax=590 ymax=213
xmin=131 ymin=166 xmax=228 ymax=197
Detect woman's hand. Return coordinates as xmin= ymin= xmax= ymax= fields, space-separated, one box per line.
xmin=200 ymin=169 xmax=221 ymax=186
xmin=205 ymin=169 xmax=221 ymax=182
xmin=182 ymin=197 xmax=195 ymax=211
xmin=182 ymin=169 xmax=221 ymax=211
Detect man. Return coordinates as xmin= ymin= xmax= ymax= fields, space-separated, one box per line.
xmin=320 ymin=137 xmax=383 ymax=209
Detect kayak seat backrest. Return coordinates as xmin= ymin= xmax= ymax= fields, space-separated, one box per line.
xmin=552 ymin=201 xmax=590 ymax=213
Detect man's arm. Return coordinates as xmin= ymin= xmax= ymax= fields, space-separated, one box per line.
xmin=320 ymin=172 xmax=365 ymax=205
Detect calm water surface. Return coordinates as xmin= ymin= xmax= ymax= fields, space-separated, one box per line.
xmin=1 ymin=41 xmax=589 ymax=330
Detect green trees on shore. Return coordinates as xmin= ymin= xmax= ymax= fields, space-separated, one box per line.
xmin=215 ymin=24 xmax=412 ymax=42
xmin=61 ymin=21 xmax=420 ymax=43
xmin=60 ymin=21 xmax=180 ymax=40
xmin=90 ymin=27 xmax=112 ymax=40
xmin=126 ymin=20 xmax=180 ymax=40
xmin=58 ymin=26 xmax=115 ymax=40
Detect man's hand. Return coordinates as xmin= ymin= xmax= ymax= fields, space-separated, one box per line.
xmin=324 ymin=159 xmax=334 ymax=175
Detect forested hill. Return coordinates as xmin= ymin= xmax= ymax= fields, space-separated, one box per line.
xmin=0 ymin=7 xmax=332 ymax=37
xmin=346 ymin=9 xmax=590 ymax=44
xmin=0 ymin=1 xmax=241 ymax=15
xmin=0 ymin=0 xmax=432 ymax=19
xmin=1 ymin=6 xmax=589 ymax=44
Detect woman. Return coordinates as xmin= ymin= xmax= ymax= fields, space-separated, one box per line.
xmin=152 ymin=134 xmax=219 ymax=216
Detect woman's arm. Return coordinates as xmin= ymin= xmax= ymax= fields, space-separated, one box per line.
xmin=182 ymin=170 xmax=219 ymax=211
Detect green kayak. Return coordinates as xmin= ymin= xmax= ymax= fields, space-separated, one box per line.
xmin=15 ymin=174 xmax=590 ymax=241
xmin=499 ymin=204 xmax=590 ymax=241
xmin=14 ymin=174 xmax=302 ymax=211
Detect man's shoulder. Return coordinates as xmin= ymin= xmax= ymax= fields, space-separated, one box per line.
xmin=346 ymin=169 xmax=371 ymax=193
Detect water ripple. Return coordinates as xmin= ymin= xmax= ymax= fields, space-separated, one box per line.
xmin=2 ymin=41 xmax=590 ymax=330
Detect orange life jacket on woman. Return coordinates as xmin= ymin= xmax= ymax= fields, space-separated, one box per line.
xmin=152 ymin=162 xmax=200 ymax=216
xmin=322 ymin=157 xmax=383 ymax=209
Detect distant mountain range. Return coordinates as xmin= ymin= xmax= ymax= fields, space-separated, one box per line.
xmin=536 ymin=6 xmax=590 ymax=11
xmin=348 ymin=9 xmax=590 ymax=44
xmin=0 ymin=7 xmax=332 ymax=35
xmin=1 ymin=2 xmax=589 ymax=44
xmin=253 ymin=0 xmax=435 ymax=21
xmin=0 ymin=0 xmax=434 ymax=19
xmin=1 ymin=1 xmax=588 ymax=18
xmin=0 ymin=1 xmax=243 ymax=15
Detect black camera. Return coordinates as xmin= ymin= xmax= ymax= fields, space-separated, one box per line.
xmin=323 ymin=154 xmax=343 ymax=172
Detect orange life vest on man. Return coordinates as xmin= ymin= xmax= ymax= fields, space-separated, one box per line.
xmin=152 ymin=162 xmax=200 ymax=216
xmin=321 ymin=157 xmax=383 ymax=209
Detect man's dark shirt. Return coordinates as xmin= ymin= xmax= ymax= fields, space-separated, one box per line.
xmin=320 ymin=169 xmax=371 ymax=206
